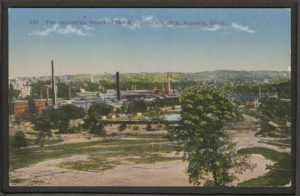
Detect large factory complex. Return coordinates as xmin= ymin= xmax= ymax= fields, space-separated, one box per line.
xmin=9 ymin=61 xmax=180 ymax=118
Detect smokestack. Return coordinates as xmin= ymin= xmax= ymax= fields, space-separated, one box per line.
xmin=51 ymin=60 xmax=56 ymax=105
xmin=166 ymin=74 xmax=171 ymax=95
xmin=116 ymin=72 xmax=120 ymax=101
xmin=68 ymin=86 xmax=71 ymax=100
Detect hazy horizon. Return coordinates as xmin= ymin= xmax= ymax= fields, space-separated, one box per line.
xmin=9 ymin=69 xmax=291 ymax=79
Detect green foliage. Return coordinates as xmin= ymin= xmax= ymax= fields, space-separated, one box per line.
xmin=58 ymin=104 xmax=86 ymax=120
xmin=8 ymin=84 xmax=20 ymax=100
xmin=133 ymin=125 xmax=139 ymax=131
xmin=121 ymin=102 xmax=129 ymax=113
xmin=10 ymin=131 xmax=28 ymax=150
xmin=119 ymin=123 xmax=127 ymax=131
xmin=56 ymin=83 xmax=77 ymax=99
xmin=9 ymin=136 xmax=171 ymax=171
xmin=84 ymin=118 xmax=106 ymax=136
xmin=29 ymin=112 xmax=53 ymax=147
xmin=170 ymin=87 xmax=252 ymax=186
xmin=147 ymin=98 xmax=179 ymax=109
xmin=29 ymin=105 xmax=86 ymax=145
xmin=83 ymin=103 xmax=108 ymax=136
xmin=88 ymin=103 xmax=113 ymax=117
xmin=238 ymin=147 xmax=291 ymax=187
xmin=28 ymin=80 xmax=49 ymax=100
xmin=127 ymin=101 xmax=147 ymax=114
xmin=84 ymin=82 xmax=100 ymax=92
xmin=148 ymin=109 xmax=164 ymax=122
xmin=256 ymin=97 xmax=291 ymax=137
xmin=146 ymin=123 xmax=153 ymax=131
xmin=257 ymin=97 xmax=291 ymax=123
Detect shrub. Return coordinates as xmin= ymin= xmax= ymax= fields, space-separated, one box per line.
xmin=11 ymin=131 xmax=28 ymax=150
xmin=119 ymin=123 xmax=127 ymax=131
xmin=83 ymin=118 xmax=106 ymax=137
xmin=133 ymin=125 xmax=139 ymax=131
xmin=146 ymin=123 xmax=152 ymax=131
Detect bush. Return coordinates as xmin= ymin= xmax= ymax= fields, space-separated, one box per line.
xmin=90 ymin=121 xmax=106 ymax=136
xmin=119 ymin=123 xmax=127 ymax=131
xmin=133 ymin=125 xmax=139 ymax=131
xmin=83 ymin=118 xmax=106 ymax=137
xmin=11 ymin=131 xmax=28 ymax=150
xmin=146 ymin=123 xmax=152 ymax=131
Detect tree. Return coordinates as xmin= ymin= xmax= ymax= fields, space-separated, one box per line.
xmin=30 ymin=113 xmax=52 ymax=147
xmin=257 ymin=97 xmax=291 ymax=123
xmin=121 ymin=101 xmax=129 ymax=114
xmin=256 ymin=97 xmax=291 ymax=137
xmin=146 ymin=123 xmax=153 ymax=131
xmin=148 ymin=108 xmax=164 ymax=122
xmin=127 ymin=100 xmax=147 ymax=114
xmin=170 ymin=87 xmax=253 ymax=186
xmin=83 ymin=111 xmax=106 ymax=136
xmin=88 ymin=103 xmax=113 ymax=118
xmin=10 ymin=131 xmax=28 ymax=150
xmin=84 ymin=117 xmax=106 ymax=136
xmin=85 ymin=82 xmax=99 ymax=93
xmin=57 ymin=83 xmax=77 ymax=99
xmin=83 ymin=103 xmax=107 ymax=136
xmin=119 ymin=123 xmax=127 ymax=131
xmin=55 ymin=105 xmax=85 ymax=133
xmin=8 ymin=84 xmax=20 ymax=100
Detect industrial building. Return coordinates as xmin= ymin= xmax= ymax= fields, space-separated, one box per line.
xmin=9 ymin=62 xmax=180 ymax=118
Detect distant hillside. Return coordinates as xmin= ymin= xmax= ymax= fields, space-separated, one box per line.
xmin=69 ymin=70 xmax=290 ymax=84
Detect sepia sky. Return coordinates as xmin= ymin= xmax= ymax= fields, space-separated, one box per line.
xmin=9 ymin=8 xmax=291 ymax=77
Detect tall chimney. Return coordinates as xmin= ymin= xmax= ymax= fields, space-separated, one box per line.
xmin=116 ymin=72 xmax=120 ymax=101
xmin=51 ymin=60 xmax=56 ymax=105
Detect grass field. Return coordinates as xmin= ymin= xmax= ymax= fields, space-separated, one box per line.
xmin=238 ymin=147 xmax=291 ymax=187
xmin=9 ymin=135 xmax=177 ymax=171
xmin=259 ymin=139 xmax=291 ymax=149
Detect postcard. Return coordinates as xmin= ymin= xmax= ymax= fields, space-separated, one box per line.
xmin=7 ymin=8 xmax=292 ymax=189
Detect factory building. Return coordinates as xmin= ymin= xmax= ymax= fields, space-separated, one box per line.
xmin=120 ymin=90 xmax=154 ymax=100
xmin=9 ymin=99 xmax=50 ymax=117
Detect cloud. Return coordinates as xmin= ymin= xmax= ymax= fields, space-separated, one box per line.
xmin=28 ymin=24 xmax=59 ymax=37
xmin=82 ymin=25 xmax=94 ymax=31
xmin=57 ymin=25 xmax=89 ymax=36
xmin=231 ymin=23 xmax=256 ymax=33
xmin=142 ymin=15 xmax=154 ymax=21
xmin=202 ymin=25 xmax=221 ymax=31
xmin=28 ymin=24 xmax=92 ymax=37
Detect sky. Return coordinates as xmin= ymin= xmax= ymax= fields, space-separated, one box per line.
xmin=9 ymin=8 xmax=291 ymax=77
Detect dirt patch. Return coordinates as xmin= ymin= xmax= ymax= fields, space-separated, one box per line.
xmin=230 ymin=130 xmax=290 ymax=153
xmin=10 ymin=152 xmax=271 ymax=186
